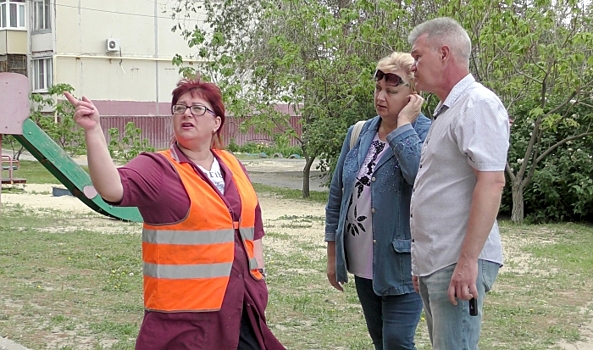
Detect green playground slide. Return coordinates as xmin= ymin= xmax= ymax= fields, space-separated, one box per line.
xmin=14 ymin=118 xmax=143 ymax=223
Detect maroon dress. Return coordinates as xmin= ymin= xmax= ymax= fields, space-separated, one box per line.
xmin=113 ymin=144 xmax=285 ymax=350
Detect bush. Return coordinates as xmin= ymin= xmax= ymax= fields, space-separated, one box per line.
xmin=29 ymin=84 xmax=85 ymax=157
xmin=108 ymin=122 xmax=155 ymax=163
xmin=230 ymin=142 xmax=302 ymax=158
xmin=501 ymin=100 xmax=593 ymax=223
xmin=522 ymin=141 xmax=593 ymax=223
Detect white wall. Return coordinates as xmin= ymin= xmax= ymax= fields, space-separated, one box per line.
xmin=30 ymin=32 xmax=53 ymax=54
xmin=1 ymin=30 xmax=28 ymax=55
xmin=51 ymin=0 xmax=206 ymax=112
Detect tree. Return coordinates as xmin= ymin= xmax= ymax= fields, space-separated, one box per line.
xmin=438 ymin=0 xmax=593 ymax=223
xmin=169 ymin=0 xmax=430 ymax=197
xmin=170 ymin=0 xmax=592 ymax=222
xmin=513 ymin=98 xmax=593 ymax=222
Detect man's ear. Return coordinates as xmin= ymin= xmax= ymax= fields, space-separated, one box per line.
xmin=439 ymin=45 xmax=451 ymax=61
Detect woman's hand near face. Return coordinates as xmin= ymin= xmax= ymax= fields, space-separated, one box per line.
xmin=64 ymin=92 xmax=101 ymax=131
xmin=397 ymin=94 xmax=424 ymax=127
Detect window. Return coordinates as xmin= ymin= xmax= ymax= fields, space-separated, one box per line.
xmin=33 ymin=58 xmax=53 ymax=91
xmin=33 ymin=0 xmax=50 ymax=31
xmin=0 ymin=1 xmax=5 ymax=28
xmin=0 ymin=0 xmax=25 ymax=29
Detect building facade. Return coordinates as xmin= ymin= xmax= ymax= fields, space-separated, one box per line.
xmin=1 ymin=0 xmax=209 ymax=148
xmin=1 ymin=0 xmax=300 ymax=149
xmin=1 ymin=0 xmax=27 ymax=75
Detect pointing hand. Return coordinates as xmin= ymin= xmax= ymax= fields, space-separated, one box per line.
xmin=64 ymin=92 xmax=101 ymax=131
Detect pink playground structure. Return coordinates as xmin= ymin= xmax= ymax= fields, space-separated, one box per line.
xmin=0 ymin=72 xmax=30 ymax=209
xmin=0 ymin=72 xmax=141 ymax=221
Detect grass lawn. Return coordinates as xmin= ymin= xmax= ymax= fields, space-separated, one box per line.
xmin=1 ymin=161 xmax=592 ymax=349
xmin=2 ymin=160 xmax=89 ymax=185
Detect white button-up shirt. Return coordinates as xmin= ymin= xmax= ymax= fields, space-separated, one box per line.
xmin=410 ymin=74 xmax=510 ymax=276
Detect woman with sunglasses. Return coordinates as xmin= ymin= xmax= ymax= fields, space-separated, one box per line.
xmin=325 ymin=52 xmax=431 ymax=350
xmin=64 ymin=78 xmax=285 ymax=350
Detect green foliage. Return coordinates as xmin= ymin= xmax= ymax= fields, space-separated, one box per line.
xmin=5 ymin=87 xmax=155 ymax=165
xmin=502 ymin=99 xmax=593 ymax=223
xmin=108 ymin=122 xmax=155 ymax=163
xmin=171 ymin=0 xmax=593 ymax=219
xmin=451 ymin=0 xmax=593 ymax=222
xmin=29 ymin=84 xmax=85 ymax=157
xmin=1 ymin=135 xmax=25 ymax=160
xmin=528 ymin=148 xmax=593 ymax=222
xmin=1 ymin=160 xmax=87 ymax=184
xmin=229 ymin=141 xmax=302 ymax=158
xmin=169 ymin=0 xmax=425 ymax=191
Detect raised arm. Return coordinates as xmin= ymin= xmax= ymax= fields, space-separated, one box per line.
xmin=64 ymin=92 xmax=123 ymax=202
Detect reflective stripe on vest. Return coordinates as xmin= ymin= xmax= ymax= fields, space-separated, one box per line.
xmin=141 ymin=148 xmax=262 ymax=312
xmin=143 ymin=228 xmax=236 ymax=245
xmin=144 ymin=262 xmax=233 ymax=279
xmin=238 ymin=227 xmax=259 ymax=270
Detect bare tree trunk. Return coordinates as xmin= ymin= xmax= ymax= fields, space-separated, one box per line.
xmin=302 ymin=156 xmax=315 ymax=198
xmin=511 ymin=182 xmax=524 ymax=224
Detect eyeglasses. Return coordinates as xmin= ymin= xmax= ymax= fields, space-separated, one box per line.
xmin=171 ymin=104 xmax=216 ymax=116
xmin=374 ymin=69 xmax=406 ymax=87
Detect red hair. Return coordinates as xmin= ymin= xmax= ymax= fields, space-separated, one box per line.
xmin=171 ymin=78 xmax=226 ymax=149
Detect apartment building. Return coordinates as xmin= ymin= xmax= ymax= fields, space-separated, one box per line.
xmin=1 ymin=0 xmax=204 ymax=117
xmin=1 ymin=1 xmax=300 ymax=148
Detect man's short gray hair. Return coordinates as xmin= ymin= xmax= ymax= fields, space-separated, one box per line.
xmin=408 ymin=17 xmax=471 ymax=64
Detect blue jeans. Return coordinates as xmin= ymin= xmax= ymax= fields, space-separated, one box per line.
xmin=418 ymin=260 xmax=500 ymax=350
xmin=354 ymin=276 xmax=423 ymax=350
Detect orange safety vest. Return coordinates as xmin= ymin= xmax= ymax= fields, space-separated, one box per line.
xmin=142 ymin=149 xmax=263 ymax=312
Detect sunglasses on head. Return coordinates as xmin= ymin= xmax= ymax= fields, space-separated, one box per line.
xmin=374 ymin=69 xmax=405 ymax=87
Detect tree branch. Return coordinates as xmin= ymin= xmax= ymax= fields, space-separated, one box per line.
xmin=544 ymin=90 xmax=578 ymax=117
xmin=517 ymin=115 xmax=541 ymax=182
xmin=535 ymin=131 xmax=593 ymax=165
xmin=505 ymin=162 xmax=516 ymax=182
xmin=509 ymin=60 xmax=544 ymax=85
xmin=522 ymin=124 xmax=544 ymax=188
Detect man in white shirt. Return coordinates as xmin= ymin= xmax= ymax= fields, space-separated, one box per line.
xmin=408 ymin=17 xmax=510 ymax=349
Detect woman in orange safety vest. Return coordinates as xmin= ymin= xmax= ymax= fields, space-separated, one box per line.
xmin=64 ymin=77 xmax=285 ymax=350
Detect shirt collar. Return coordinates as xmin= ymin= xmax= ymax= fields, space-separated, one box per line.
xmin=433 ymin=74 xmax=475 ymax=118
xmin=171 ymin=143 xmax=220 ymax=165
xmin=170 ymin=143 xmax=190 ymax=163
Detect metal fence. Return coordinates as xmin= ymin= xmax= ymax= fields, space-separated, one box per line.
xmin=221 ymin=116 xmax=302 ymax=147
xmin=100 ymin=115 xmax=303 ymax=150
xmin=100 ymin=116 xmax=174 ymax=150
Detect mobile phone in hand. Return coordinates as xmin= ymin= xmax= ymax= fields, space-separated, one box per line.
xmin=469 ymin=298 xmax=478 ymax=316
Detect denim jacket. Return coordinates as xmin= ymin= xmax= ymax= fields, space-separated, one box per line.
xmin=325 ymin=115 xmax=431 ymax=296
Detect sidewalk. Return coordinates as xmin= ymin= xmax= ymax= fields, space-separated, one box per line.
xmin=1 ymin=150 xmax=328 ymax=191
xmin=0 ymin=337 xmax=31 ymax=350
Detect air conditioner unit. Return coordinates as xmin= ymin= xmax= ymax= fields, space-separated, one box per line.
xmin=106 ymin=38 xmax=120 ymax=52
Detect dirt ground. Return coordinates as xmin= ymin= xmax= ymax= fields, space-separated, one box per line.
xmin=1 ymin=157 xmax=592 ymax=349
xmin=241 ymin=158 xmax=329 ymax=191
xmin=0 ymin=179 xmax=328 ymax=350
